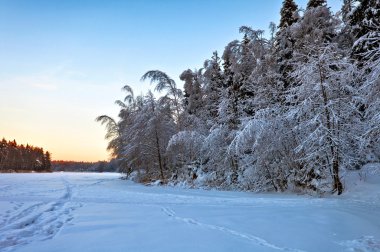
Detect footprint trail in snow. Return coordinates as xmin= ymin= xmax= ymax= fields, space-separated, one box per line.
xmin=0 ymin=178 xmax=81 ymax=251
xmin=161 ymin=207 xmax=307 ymax=252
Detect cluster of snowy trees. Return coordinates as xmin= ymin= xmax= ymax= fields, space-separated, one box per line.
xmin=0 ymin=138 xmax=52 ymax=172
xmin=99 ymin=0 xmax=380 ymax=194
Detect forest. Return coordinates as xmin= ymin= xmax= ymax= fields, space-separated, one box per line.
xmin=0 ymin=138 xmax=52 ymax=172
xmin=98 ymin=0 xmax=380 ymax=195
xmin=52 ymin=160 xmax=119 ymax=172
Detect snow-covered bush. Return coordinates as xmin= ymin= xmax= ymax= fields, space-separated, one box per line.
xmin=166 ymin=130 xmax=205 ymax=180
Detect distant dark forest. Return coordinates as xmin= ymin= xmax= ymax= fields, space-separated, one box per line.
xmin=0 ymin=138 xmax=119 ymax=173
xmin=0 ymin=138 xmax=52 ymax=172
xmin=52 ymin=159 xmax=119 ymax=172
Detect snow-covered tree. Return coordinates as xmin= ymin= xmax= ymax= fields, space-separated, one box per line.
xmin=228 ymin=113 xmax=297 ymax=192
xmin=291 ymin=5 xmax=339 ymax=52
xmin=341 ymin=0 xmax=356 ymax=23
xmin=180 ymin=69 xmax=203 ymax=118
xmin=288 ymin=43 xmax=361 ymax=194
xmin=348 ymin=0 xmax=380 ymax=161
xmin=166 ymin=130 xmax=205 ymax=181
xmin=203 ymin=51 xmax=223 ymax=126
xmin=221 ymin=41 xmax=240 ymax=129
xmin=98 ymin=85 xmax=176 ymax=180
xmin=200 ymin=125 xmax=235 ymax=187
xmin=350 ymin=0 xmax=380 ymax=64
xmin=96 ymin=115 xmax=122 ymax=158
xmin=279 ymin=0 xmax=299 ymax=29
xmin=276 ymin=0 xmax=299 ymax=89
xmin=237 ymin=27 xmax=268 ymax=118
xmin=361 ymin=26 xmax=380 ymax=161
xmin=97 ymin=1 xmax=377 ymax=195
xmin=141 ymin=70 xmax=183 ymax=128
xmin=306 ymin=0 xmax=327 ymax=9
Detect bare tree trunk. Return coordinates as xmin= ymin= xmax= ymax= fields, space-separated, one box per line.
xmin=230 ymin=155 xmax=238 ymax=184
xmin=155 ymin=128 xmax=164 ymax=181
xmin=332 ymin=153 xmax=343 ymax=195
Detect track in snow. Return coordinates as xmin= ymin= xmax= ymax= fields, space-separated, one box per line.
xmin=161 ymin=207 xmax=306 ymax=252
xmin=0 ymin=172 xmax=379 ymax=252
xmin=0 ymin=178 xmax=81 ymax=251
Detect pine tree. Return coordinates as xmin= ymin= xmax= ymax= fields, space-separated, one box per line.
xmin=306 ymin=0 xmax=327 ymax=9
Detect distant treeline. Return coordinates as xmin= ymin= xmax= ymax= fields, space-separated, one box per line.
xmin=52 ymin=159 xmax=119 ymax=172
xmin=0 ymin=138 xmax=52 ymax=172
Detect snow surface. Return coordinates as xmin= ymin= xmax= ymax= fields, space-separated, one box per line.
xmin=0 ymin=169 xmax=380 ymax=252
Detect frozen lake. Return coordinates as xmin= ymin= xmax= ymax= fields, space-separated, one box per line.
xmin=0 ymin=172 xmax=379 ymax=252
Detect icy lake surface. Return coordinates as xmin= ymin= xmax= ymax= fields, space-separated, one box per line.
xmin=0 ymin=172 xmax=379 ymax=252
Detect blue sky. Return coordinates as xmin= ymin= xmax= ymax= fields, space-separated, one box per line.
xmin=0 ymin=0 xmax=342 ymax=161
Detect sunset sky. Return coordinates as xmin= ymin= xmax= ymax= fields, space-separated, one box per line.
xmin=0 ymin=0 xmax=341 ymax=162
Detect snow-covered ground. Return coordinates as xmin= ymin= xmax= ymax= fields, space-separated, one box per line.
xmin=0 ymin=168 xmax=380 ymax=252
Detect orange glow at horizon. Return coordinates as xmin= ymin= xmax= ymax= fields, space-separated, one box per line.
xmin=0 ymin=130 xmax=111 ymax=162
xmin=0 ymin=89 xmax=117 ymax=162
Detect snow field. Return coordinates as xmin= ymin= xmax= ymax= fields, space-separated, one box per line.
xmin=0 ymin=171 xmax=379 ymax=252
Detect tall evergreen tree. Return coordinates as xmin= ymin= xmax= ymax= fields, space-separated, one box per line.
xmin=337 ymin=0 xmax=356 ymax=52
xmin=221 ymin=42 xmax=240 ymax=129
xmin=350 ymin=0 xmax=380 ymax=64
xmin=237 ymin=31 xmax=256 ymax=117
xmin=350 ymin=0 xmax=370 ymax=37
xmin=278 ymin=0 xmax=299 ymax=30
xmin=342 ymin=0 xmax=355 ymax=23
xmin=180 ymin=69 xmax=203 ymax=117
xmin=203 ymin=51 xmax=223 ymax=126
xmin=291 ymin=4 xmax=338 ymax=52
xmin=276 ymin=0 xmax=299 ymax=89
xmin=306 ymin=0 xmax=327 ymax=9
xmin=44 ymin=151 xmax=52 ymax=171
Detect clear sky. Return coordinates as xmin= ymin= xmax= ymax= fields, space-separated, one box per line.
xmin=0 ymin=0 xmax=342 ymax=162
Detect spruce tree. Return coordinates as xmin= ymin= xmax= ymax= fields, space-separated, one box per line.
xmin=350 ymin=0 xmax=371 ymax=39
xmin=44 ymin=151 xmax=52 ymax=171
xmin=180 ymin=69 xmax=202 ymax=117
xmin=203 ymin=51 xmax=223 ymax=124
xmin=278 ymin=0 xmax=299 ymax=30
xmin=341 ymin=0 xmax=355 ymax=23
xmin=221 ymin=46 xmax=239 ymax=129
xmin=337 ymin=0 xmax=356 ymax=51
xmin=276 ymin=0 xmax=300 ymax=89
xmin=237 ymin=33 xmax=256 ymax=117
xmin=306 ymin=0 xmax=327 ymax=9
xmin=350 ymin=0 xmax=380 ymax=64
